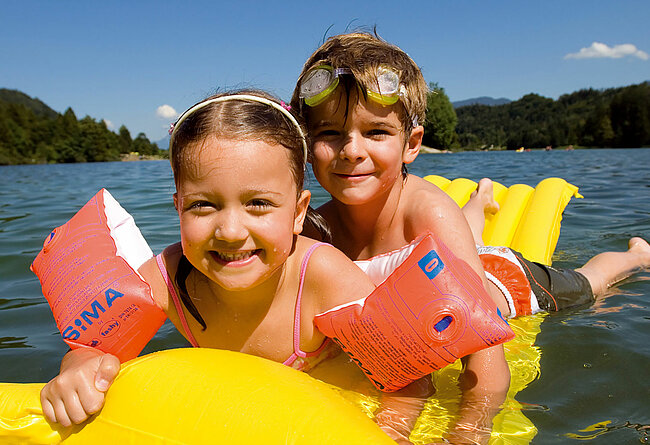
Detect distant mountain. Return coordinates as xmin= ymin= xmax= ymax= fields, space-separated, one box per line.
xmin=156 ymin=135 xmax=170 ymax=150
xmin=452 ymin=96 xmax=511 ymax=108
xmin=0 ymin=88 xmax=58 ymax=119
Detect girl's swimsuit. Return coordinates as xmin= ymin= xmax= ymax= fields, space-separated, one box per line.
xmin=155 ymin=242 xmax=340 ymax=372
xmin=478 ymin=245 xmax=594 ymax=317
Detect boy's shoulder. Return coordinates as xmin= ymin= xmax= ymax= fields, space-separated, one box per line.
xmin=403 ymin=174 xmax=461 ymax=211
xmin=402 ymin=174 xmax=466 ymax=233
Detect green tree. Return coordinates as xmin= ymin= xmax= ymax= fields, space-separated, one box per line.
xmin=423 ymin=83 xmax=458 ymax=150
xmin=609 ymin=84 xmax=650 ymax=147
xmin=118 ymin=125 xmax=132 ymax=154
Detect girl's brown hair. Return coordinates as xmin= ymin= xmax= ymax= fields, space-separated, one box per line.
xmin=169 ymin=90 xmax=330 ymax=330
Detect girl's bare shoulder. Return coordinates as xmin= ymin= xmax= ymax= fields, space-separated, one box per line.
xmin=138 ymin=242 xmax=183 ymax=313
xmin=293 ymin=236 xmax=375 ymax=311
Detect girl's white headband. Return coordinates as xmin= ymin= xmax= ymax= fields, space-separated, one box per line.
xmin=169 ymin=94 xmax=308 ymax=163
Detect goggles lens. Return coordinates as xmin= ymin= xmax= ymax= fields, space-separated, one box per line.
xmin=299 ymin=65 xmax=402 ymax=107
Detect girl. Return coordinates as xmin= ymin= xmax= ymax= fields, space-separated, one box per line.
xmin=40 ymin=90 xmax=377 ymax=427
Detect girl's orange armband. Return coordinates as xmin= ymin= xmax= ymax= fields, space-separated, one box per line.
xmin=314 ymin=233 xmax=514 ymax=392
xmin=30 ymin=189 xmax=167 ymax=362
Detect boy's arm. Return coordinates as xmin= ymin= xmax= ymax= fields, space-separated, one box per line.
xmin=410 ymin=187 xmax=510 ymax=443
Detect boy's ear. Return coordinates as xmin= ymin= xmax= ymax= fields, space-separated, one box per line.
xmin=293 ymin=189 xmax=311 ymax=235
xmin=403 ymin=125 xmax=424 ymax=165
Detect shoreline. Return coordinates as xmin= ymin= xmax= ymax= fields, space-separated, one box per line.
xmin=120 ymin=153 xmax=167 ymax=162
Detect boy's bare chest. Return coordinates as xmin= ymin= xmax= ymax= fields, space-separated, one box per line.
xmin=333 ymin=229 xmax=411 ymax=261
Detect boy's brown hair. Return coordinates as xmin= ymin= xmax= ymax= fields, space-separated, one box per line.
xmin=291 ymin=31 xmax=428 ymax=133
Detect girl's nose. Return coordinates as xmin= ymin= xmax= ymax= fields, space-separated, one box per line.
xmin=214 ymin=210 xmax=247 ymax=241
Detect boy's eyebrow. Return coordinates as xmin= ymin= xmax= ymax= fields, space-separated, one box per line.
xmin=310 ymin=119 xmax=336 ymax=128
xmin=368 ymin=120 xmax=400 ymax=129
xmin=310 ymin=118 xmax=401 ymax=130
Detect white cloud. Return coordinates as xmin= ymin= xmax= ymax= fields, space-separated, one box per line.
xmin=565 ymin=42 xmax=649 ymax=60
xmin=103 ymin=119 xmax=115 ymax=130
xmin=156 ymin=104 xmax=179 ymax=119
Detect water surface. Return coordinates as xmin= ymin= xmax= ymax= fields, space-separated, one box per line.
xmin=1 ymin=148 xmax=648 ymax=443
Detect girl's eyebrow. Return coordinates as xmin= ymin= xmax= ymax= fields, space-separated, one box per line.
xmin=245 ymin=188 xmax=284 ymax=197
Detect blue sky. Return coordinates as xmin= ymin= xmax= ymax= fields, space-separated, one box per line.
xmin=2 ymin=0 xmax=648 ymax=143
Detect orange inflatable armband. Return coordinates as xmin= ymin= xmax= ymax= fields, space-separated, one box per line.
xmin=30 ymin=189 xmax=167 ymax=362
xmin=314 ymin=233 xmax=514 ymax=392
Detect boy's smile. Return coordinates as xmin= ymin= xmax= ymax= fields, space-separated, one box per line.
xmin=307 ymin=88 xmax=421 ymax=206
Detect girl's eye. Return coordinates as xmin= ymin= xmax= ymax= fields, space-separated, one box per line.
xmin=188 ymin=201 xmax=214 ymax=211
xmin=248 ymin=199 xmax=274 ymax=210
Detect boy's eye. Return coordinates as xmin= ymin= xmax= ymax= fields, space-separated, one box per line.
xmin=367 ymin=129 xmax=390 ymax=137
xmin=314 ymin=129 xmax=340 ymax=139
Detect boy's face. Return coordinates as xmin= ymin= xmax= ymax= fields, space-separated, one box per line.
xmin=307 ymin=88 xmax=422 ymax=206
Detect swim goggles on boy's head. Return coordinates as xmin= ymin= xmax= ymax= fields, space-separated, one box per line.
xmin=299 ymin=64 xmax=405 ymax=107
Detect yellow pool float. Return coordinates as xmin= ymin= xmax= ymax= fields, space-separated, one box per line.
xmin=0 ymin=176 xmax=582 ymax=444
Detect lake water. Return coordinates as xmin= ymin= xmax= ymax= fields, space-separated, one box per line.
xmin=1 ymin=148 xmax=648 ymax=444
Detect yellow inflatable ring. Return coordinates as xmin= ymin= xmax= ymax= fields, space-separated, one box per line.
xmin=0 ymin=348 xmax=394 ymax=444
xmin=0 ymin=176 xmax=582 ymax=444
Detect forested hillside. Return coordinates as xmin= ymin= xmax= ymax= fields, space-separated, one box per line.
xmin=455 ymin=82 xmax=650 ymax=150
xmin=3 ymin=81 xmax=649 ymax=164
xmin=0 ymin=89 xmax=163 ymax=165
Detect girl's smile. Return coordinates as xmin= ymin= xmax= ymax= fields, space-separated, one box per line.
xmin=210 ymin=249 xmax=261 ymax=266
xmin=175 ymin=136 xmax=310 ymax=292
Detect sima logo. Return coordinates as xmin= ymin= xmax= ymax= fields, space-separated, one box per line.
xmin=62 ymin=288 xmax=123 ymax=340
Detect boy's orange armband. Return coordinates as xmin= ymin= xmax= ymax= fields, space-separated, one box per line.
xmin=314 ymin=233 xmax=514 ymax=392
xmin=30 ymin=189 xmax=167 ymax=362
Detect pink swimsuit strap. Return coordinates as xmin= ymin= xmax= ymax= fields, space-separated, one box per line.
xmin=156 ymin=244 xmax=330 ymax=363
xmin=156 ymin=253 xmax=199 ymax=347
xmin=283 ymin=242 xmax=330 ymax=366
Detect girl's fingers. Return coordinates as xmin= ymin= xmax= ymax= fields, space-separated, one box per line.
xmin=94 ymin=353 xmax=120 ymax=392
xmin=60 ymin=390 xmax=89 ymax=425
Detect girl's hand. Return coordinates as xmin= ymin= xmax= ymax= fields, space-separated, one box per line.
xmin=40 ymin=348 xmax=120 ymax=426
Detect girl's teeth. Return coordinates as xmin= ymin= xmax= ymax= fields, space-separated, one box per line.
xmin=218 ymin=251 xmax=253 ymax=261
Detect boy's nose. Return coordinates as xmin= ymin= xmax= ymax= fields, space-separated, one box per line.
xmin=339 ymin=135 xmax=365 ymax=162
xmin=214 ymin=210 xmax=247 ymax=241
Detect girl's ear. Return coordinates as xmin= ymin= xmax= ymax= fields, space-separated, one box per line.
xmin=173 ymin=193 xmax=179 ymax=212
xmin=293 ymin=189 xmax=311 ymax=235
xmin=402 ymin=125 xmax=424 ymax=165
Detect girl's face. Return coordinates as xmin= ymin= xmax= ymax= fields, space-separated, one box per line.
xmin=174 ymin=136 xmax=310 ymax=291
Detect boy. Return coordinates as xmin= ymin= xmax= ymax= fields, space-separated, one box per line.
xmin=292 ymin=32 xmax=650 ymax=443
xmin=291 ymin=32 xmax=511 ymax=444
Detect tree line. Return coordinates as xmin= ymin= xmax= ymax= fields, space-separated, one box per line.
xmin=0 ymin=89 xmax=164 ymax=165
xmin=3 ymin=80 xmax=649 ymax=164
xmin=451 ymin=81 xmax=650 ymax=150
